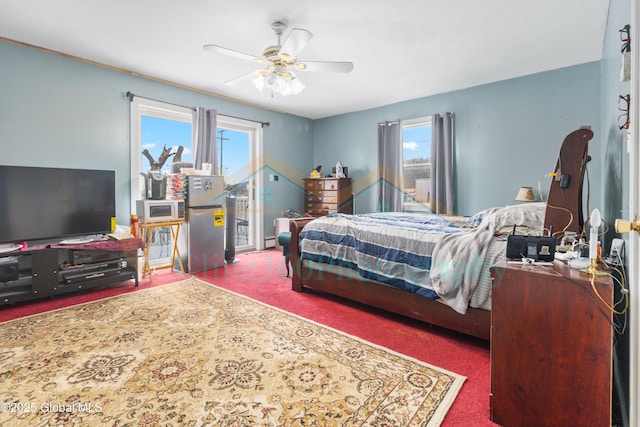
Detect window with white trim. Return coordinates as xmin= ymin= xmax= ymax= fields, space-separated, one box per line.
xmin=130 ymin=98 xmax=193 ymax=266
xmin=402 ymin=116 xmax=432 ymax=212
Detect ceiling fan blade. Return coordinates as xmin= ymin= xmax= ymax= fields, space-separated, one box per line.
xmin=278 ymin=28 xmax=313 ymax=59
xmin=295 ymin=61 xmax=354 ymax=73
xmin=224 ymin=69 xmax=266 ymax=86
xmin=203 ymin=44 xmax=266 ymax=64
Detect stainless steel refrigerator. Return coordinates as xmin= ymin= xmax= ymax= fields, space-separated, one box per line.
xmin=177 ymin=175 xmax=225 ymax=273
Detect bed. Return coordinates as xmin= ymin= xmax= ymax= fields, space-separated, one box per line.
xmin=288 ymin=127 xmax=593 ymax=340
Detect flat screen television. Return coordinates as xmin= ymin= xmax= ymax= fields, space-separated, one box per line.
xmin=0 ymin=165 xmax=116 ymax=244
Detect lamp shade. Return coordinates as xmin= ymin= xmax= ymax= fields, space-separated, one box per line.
xmin=515 ymin=186 xmax=536 ymax=202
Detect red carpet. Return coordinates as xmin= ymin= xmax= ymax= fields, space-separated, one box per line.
xmin=0 ymin=249 xmax=497 ymax=426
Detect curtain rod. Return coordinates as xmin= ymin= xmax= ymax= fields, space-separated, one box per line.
xmin=377 ymin=112 xmax=454 ymax=127
xmin=126 ymin=92 xmax=270 ymax=127
xmin=378 ymin=120 xmax=400 ymax=127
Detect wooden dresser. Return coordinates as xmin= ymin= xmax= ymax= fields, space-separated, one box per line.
xmin=303 ymin=178 xmax=353 ymax=216
xmin=489 ymin=261 xmax=613 ymax=426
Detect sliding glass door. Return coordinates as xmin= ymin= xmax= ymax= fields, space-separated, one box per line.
xmin=217 ymin=115 xmax=263 ymax=252
xmin=131 ymin=99 xmax=264 ymax=261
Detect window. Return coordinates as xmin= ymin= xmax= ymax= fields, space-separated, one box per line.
xmin=401 ymin=116 xmax=432 ymax=212
xmin=141 ymin=115 xmax=193 ymax=173
xmin=130 ymin=98 xmax=194 ymax=206
xmin=131 ymin=99 xmax=265 ymax=262
xmin=130 ymin=98 xmax=193 ymax=266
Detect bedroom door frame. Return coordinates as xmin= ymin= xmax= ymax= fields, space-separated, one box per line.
xmin=628 ymin=2 xmax=639 ymax=425
xmin=217 ymin=114 xmax=265 ymax=251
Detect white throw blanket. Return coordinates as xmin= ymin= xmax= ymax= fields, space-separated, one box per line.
xmin=430 ymin=203 xmax=546 ymax=314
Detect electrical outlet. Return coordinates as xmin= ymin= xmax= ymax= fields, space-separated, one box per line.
xmin=605 ymin=238 xmax=625 ymax=266
xmin=610 ymin=238 xmax=624 ymax=256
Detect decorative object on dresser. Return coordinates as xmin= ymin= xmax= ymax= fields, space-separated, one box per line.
xmin=333 ymin=160 xmax=347 ymax=178
xmin=303 ymin=177 xmax=353 ymax=216
xmin=309 ymin=165 xmax=322 ymax=178
xmin=489 ymin=261 xmax=613 ymax=426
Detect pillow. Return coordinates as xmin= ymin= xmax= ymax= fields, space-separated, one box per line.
xmin=466 ymin=202 xmax=546 ymax=234
xmin=484 ymin=202 xmax=547 ymax=234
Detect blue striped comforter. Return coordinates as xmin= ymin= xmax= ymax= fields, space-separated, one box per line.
xmin=299 ymin=212 xmax=468 ymax=298
xmin=299 ymin=204 xmax=548 ymax=313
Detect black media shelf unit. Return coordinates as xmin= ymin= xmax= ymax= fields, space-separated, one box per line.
xmin=0 ymin=242 xmax=139 ymax=306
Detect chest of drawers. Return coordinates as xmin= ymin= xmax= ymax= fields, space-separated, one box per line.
xmin=303 ymin=178 xmax=353 ymax=216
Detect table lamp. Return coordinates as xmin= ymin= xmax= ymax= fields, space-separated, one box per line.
xmin=515 ymin=186 xmax=536 ymax=202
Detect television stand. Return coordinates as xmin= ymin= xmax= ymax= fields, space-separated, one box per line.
xmin=0 ymin=238 xmax=143 ymax=306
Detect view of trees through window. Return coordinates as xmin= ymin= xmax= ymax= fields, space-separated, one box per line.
xmin=141 ymin=115 xmax=192 ymax=174
xmin=402 ymin=121 xmax=432 ymax=211
xmin=139 ymin=116 xmax=253 ymax=261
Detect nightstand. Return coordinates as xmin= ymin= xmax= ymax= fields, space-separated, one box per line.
xmin=489 ymin=261 xmax=613 ymax=426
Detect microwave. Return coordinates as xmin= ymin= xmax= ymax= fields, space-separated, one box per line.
xmin=136 ymin=199 xmax=185 ymax=223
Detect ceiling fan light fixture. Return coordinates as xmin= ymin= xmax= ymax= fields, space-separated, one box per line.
xmin=206 ymin=20 xmax=351 ymax=96
xmin=252 ymin=71 xmax=305 ymax=96
xmin=288 ymin=75 xmax=305 ymax=95
xmin=251 ymin=74 xmax=265 ymax=92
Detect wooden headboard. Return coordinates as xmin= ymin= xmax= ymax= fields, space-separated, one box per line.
xmin=544 ymin=127 xmax=593 ymax=239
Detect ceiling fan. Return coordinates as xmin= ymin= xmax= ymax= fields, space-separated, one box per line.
xmin=203 ymin=21 xmax=354 ymax=96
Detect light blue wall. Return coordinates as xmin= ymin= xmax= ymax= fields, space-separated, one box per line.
xmin=0 ymin=40 xmax=313 ymax=231
xmin=313 ymin=63 xmax=602 ymax=216
xmin=601 ymin=0 xmax=631 ymax=244
xmin=0 ymin=38 xmax=611 ymax=223
xmin=599 ymin=1 xmax=631 ymax=425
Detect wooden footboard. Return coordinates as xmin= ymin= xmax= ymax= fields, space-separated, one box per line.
xmin=289 ymin=218 xmax=491 ymax=340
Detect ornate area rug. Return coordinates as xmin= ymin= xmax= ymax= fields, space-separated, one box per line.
xmin=0 ymin=278 xmax=465 ymax=426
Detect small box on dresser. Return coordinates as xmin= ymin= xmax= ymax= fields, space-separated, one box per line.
xmin=489 ymin=261 xmax=613 ymax=427
xmin=303 ymin=178 xmax=353 ymax=216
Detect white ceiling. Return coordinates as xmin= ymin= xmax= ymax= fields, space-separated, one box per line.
xmin=0 ymin=0 xmax=610 ymax=120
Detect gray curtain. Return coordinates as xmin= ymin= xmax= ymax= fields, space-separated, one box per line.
xmin=431 ymin=112 xmax=454 ymax=214
xmin=377 ymin=121 xmax=404 ymax=212
xmin=193 ymin=107 xmax=218 ymax=173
